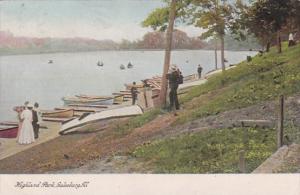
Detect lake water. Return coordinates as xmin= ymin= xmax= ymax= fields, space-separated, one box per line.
xmin=0 ymin=50 xmax=256 ymax=121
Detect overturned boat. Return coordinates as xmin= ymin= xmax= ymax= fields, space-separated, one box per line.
xmin=59 ymin=105 xmax=143 ymax=135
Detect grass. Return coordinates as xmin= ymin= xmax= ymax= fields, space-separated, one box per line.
xmin=128 ymin=43 xmax=299 ymax=173
xmin=113 ymin=108 xmax=163 ymax=136
xmin=177 ymin=43 xmax=300 ymax=124
xmin=132 ymin=127 xmax=277 ymax=173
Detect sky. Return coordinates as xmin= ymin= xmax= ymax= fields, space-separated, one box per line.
xmin=0 ymin=0 xmax=203 ymax=42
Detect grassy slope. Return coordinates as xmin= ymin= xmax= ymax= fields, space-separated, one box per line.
xmin=177 ymin=42 xmax=300 ymax=124
xmin=130 ymin=43 xmax=300 ymax=173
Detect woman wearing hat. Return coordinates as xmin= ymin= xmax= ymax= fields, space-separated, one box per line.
xmin=18 ymin=103 xmax=35 ymax=144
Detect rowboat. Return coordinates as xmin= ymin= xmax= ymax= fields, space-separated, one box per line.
xmin=120 ymin=64 xmax=125 ymax=70
xmin=60 ymin=105 xmax=143 ymax=135
xmin=127 ymin=62 xmax=133 ymax=68
xmin=62 ymin=96 xmax=114 ymax=105
xmin=0 ymin=125 xmax=18 ymax=138
xmin=0 ymin=121 xmax=47 ymax=129
xmin=75 ymin=94 xmax=114 ymax=100
xmin=41 ymin=108 xmax=74 ymax=118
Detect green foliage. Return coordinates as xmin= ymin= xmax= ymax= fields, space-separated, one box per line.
xmin=234 ymin=0 xmax=297 ymax=47
xmin=189 ymin=0 xmax=234 ymax=38
xmin=141 ymin=0 xmax=191 ymax=31
xmin=284 ymin=120 xmax=300 ymax=145
xmin=132 ymin=127 xmax=276 ymax=173
xmin=142 ymin=7 xmax=170 ymax=31
xmin=113 ymin=109 xmax=162 ymax=136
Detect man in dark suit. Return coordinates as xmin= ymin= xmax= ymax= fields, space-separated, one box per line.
xmin=131 ymin=82 xmax=138 ymax=105
xmin=167 ymin=65 xmax=181 ymax=111
xmin=32 ymin=102 xmax=40 ymax=139
xmin=197 ymin=64 xmax=203 ymax=79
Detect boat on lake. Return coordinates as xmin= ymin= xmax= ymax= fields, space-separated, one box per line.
xmin=48 ymin=60 xmax=53 ymax=64
xmin=120 ymin=64 xmax=125 ymax=70
xmin=62 ymin=96 xmax=114 ymax=105
xmin=97 ymin=61 xmax=104 ymax=66
xmin=41 ymin=108 xmax=74 ymax=118
xmin=127 ymin=62 xmax=133 ymax=68
xmin=0 ymin=125 xmax=18 ymax=138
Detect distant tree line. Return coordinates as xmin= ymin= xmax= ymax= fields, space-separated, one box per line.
xmin=0 ymin=29 xmax=260 ymax=55
xmin=119 ymin=29 xmax=207 ymax=50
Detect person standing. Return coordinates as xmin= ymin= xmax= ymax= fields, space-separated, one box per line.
xmin=32 ymin=102 xmax=40 ymax=139
xmin=131 ymin=82 xmax=138 ymax=105
xmin=197 ymin=64 xmax=203 ymax=79
xmin=167 ymin=65 xmax=180 ymax=111
xmin=288 ymin=33 xmax=295 ymax=47
xmin=18 ymin=103 xmax=35 ymax=144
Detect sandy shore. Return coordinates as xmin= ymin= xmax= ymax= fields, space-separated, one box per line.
xmin=0 ymin=121 xmax=61 ymax=160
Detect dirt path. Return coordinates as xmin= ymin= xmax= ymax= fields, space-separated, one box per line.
xmin=1 ymin=93 xmax=300 ymax=173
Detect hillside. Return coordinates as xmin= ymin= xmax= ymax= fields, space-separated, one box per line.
xmin=0 ymin=43 xmax=299 ymax=174
xmin=129 ymin=42 xmax=300 ymax=173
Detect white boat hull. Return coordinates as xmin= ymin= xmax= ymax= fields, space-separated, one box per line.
xmin=60 ymin=105 xmax=143 ymax=134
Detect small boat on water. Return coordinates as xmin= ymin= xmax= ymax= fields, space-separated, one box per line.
xmin=59 ymin=105 xmax=143 ymax=135
xmin=62 ymin=96 xmax=114 ymax=105
xmin=127 ymin=62 xmax=133 ymax=68
xmin=120 ymin=64 xmax=125 ymax=70
xmin=97 ymin=61 xmax=104 ymax=66
xmin=41 ymin=108 xmax=74 ymax=118
xmin=48 ymin=60 xmax=53 ymax=64
xmin=0 ymin=125 xmax=18 ymax=138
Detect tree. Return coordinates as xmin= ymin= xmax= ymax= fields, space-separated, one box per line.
xmin=286 ymin=0 xmax=300 ymax=35
xmin=141 ymin=32 xmax=165 ymax=49
xmin=236 ymin=0 xmax=291 ymax=53
xmin=144 ymin=0 xmax=177 ymax=107
xmin=187 ymin=0 xmax=234 ymax=72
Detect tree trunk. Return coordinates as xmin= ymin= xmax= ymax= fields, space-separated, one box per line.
xmin=159 ymin=0 xmax=177 ymax=107
xmin=277 ymin=31 xmax=282 ymax=53
xmin=220 ymin=34 xmax=225 ymax=72
xmin=266 ymin=42 xmax=270 ymax=52
xmin=214 ymin=38 xmax=218 ymax=70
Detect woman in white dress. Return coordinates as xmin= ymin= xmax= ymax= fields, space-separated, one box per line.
xmin=18 ymin=104 xmax=35 ymax=144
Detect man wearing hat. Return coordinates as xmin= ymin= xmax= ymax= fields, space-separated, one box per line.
xmin=167 ymin=64 xmax=181 ymax=111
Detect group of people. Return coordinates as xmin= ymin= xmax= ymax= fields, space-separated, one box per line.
xmin=14 ymin=102 xmax=41 ymax=145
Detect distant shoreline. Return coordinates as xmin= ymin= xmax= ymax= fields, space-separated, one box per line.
xmin=0 ymin=48 xmax=259 ymax=57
